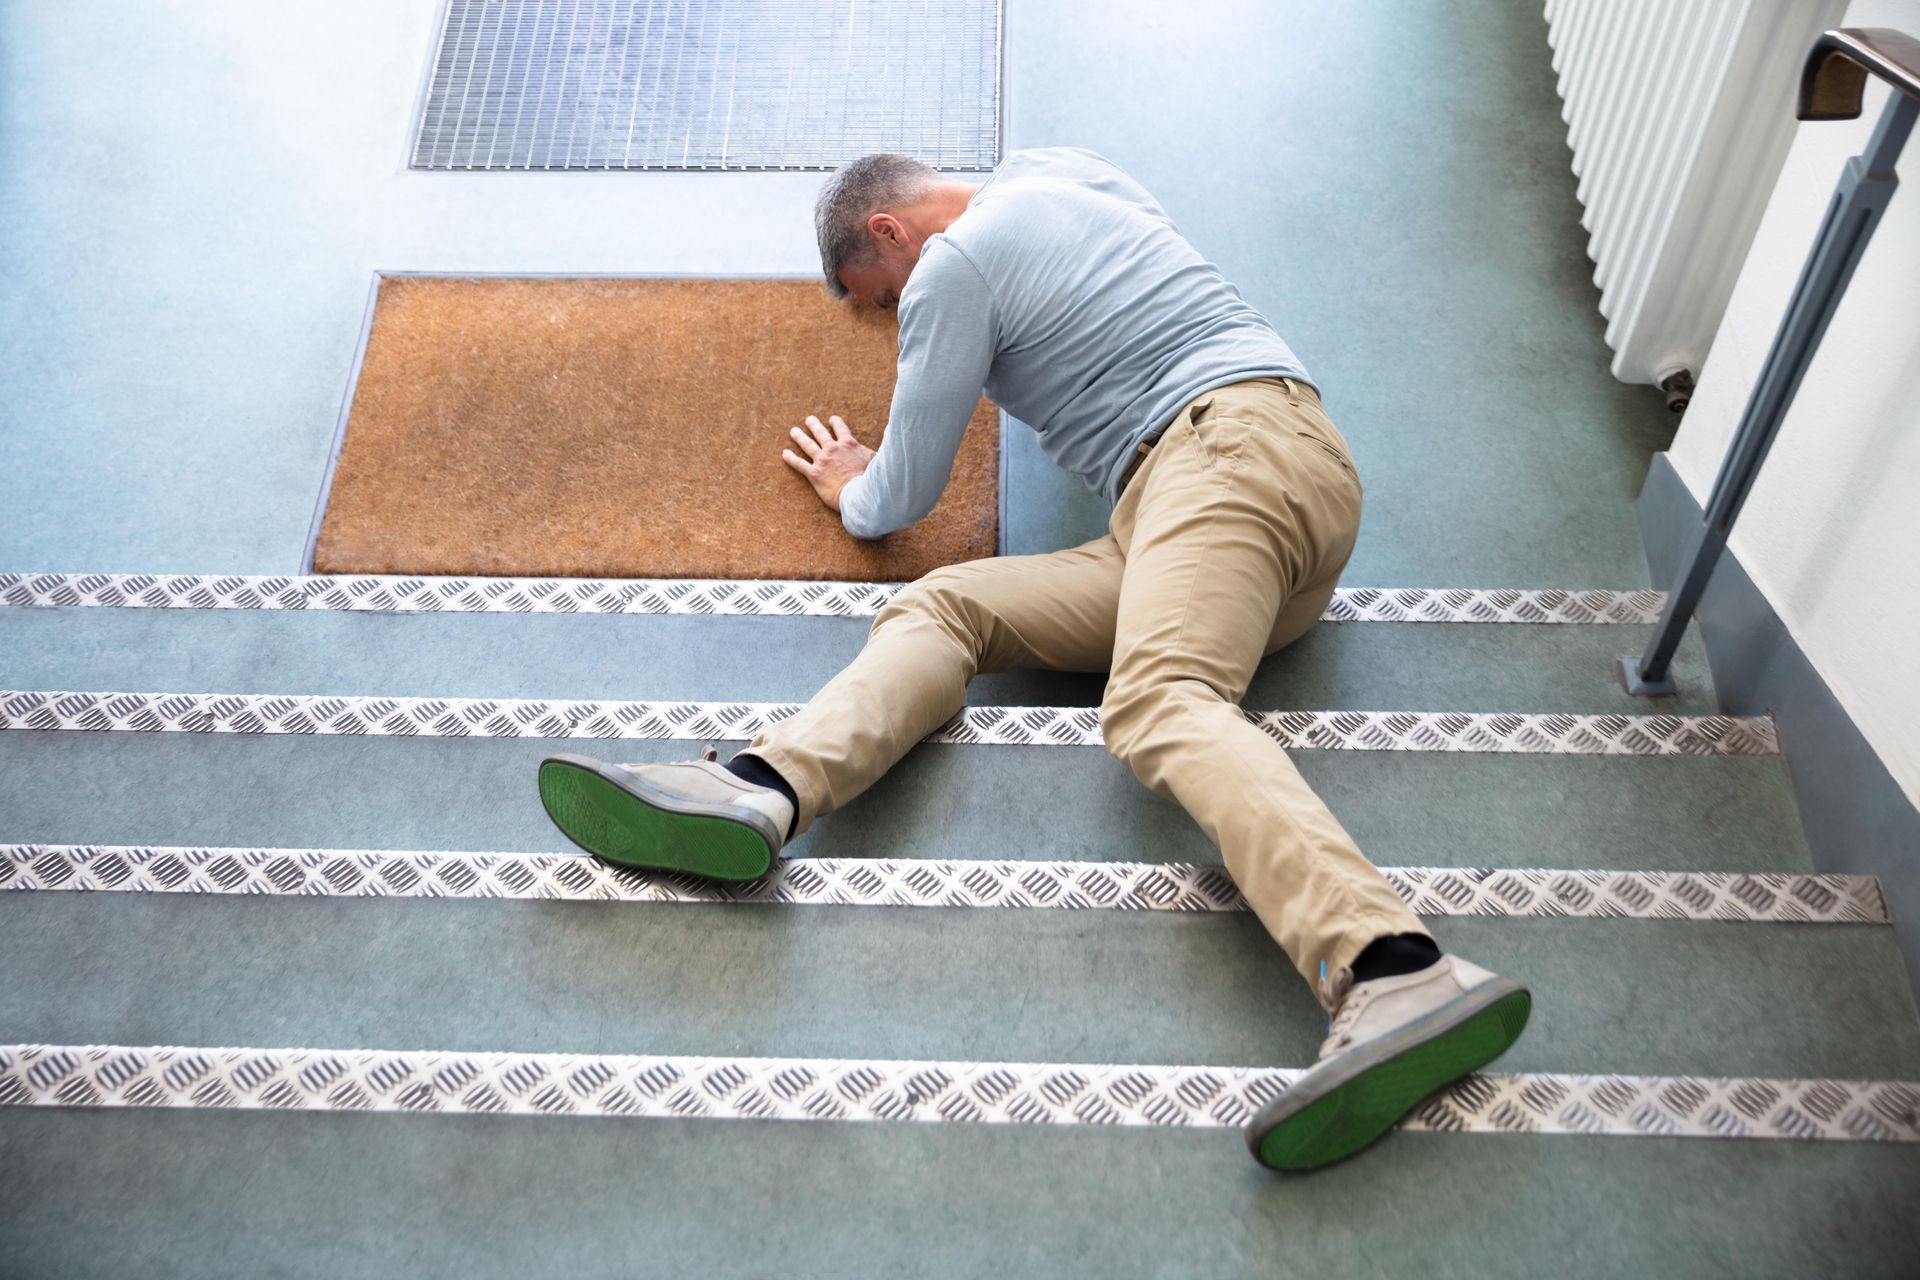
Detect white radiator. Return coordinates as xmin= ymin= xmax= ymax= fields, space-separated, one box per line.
xmin=1543 ymin=0 xmax=1844 ymax=392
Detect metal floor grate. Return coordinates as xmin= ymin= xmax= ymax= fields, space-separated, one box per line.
xmin=412 ymin=0 xmax=1001 ymax=171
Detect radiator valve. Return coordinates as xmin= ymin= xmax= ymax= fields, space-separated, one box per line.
xmin=1658 ymin=369 xmax=1695 ymax=413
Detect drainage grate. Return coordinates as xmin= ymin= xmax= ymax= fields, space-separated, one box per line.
xmin=411 ymin=0 xmax=1001 ymax=171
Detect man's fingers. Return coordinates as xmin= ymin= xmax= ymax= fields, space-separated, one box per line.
xmin=828 ymin=414 xmax=853 ymax=441
xmin=789 ymin=425 xmax=820 ymax=458
xmin=781 ymin=448 xmax=811 ymax=473
xmin=803 ymin=415 xmax=835 ymax=448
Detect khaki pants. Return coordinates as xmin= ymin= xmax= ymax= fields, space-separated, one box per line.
xmin=749 ymin=378 xmax=1430 ymax=1006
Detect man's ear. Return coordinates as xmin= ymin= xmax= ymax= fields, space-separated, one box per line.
xmin=866 ymin=211 xmax=906 ymax=250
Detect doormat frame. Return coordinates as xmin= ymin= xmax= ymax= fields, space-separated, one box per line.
xmin=300 ymin=270 xmax=1012 ymax=575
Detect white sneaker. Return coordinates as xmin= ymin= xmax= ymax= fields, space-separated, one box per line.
xmin=536 ymin=747 xmax=795 ymax=881
xmin=1245 ymin=953 xmax=1531 ymax=1170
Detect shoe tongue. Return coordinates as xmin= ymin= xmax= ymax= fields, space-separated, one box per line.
xmin=1317 ymin=966 xmax=1354 ymax=1011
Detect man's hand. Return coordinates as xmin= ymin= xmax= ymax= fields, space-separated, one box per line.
xmin=783 ymin=413 xmax=875 ymax=511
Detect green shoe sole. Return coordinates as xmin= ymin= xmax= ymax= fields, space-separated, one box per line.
xmin=536 ymin=754 xmax=774 ymax=881
xmin=1249 ymin=984 xmax=1532 ymax=1172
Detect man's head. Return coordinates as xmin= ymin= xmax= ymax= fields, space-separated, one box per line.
xmin=815 ymin=153 xmax=977 ymax=309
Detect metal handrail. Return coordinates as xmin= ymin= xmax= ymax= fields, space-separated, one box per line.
xmin=1620 ymin=28 xmax=1920 ymax=697
xmin=1801 ymin=28 xmax=1920 ymax=119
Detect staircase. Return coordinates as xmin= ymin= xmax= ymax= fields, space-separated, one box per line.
xmin=2 ymin=1 xmax=1917 ymax=1276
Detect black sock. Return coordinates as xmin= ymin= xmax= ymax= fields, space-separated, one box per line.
xmin=724 ymin=753 xmax=799 ymax=839
xmin=1350 ymin=932 xmax=1443 ymax=984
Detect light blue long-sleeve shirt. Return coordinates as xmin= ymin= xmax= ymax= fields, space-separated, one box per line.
xmin=835 ymin=146 xmax=1312 ymax=540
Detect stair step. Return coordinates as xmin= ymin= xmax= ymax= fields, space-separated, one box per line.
xmin=0 ymin=689 xmax=1778 ymax=754
xmin=5 ymin=1108 xmax=1916 ymax=1277
xmin=0 ymin=571 xmax=1670 ymax=623
xmin=3 ymin=845 xmax=1886 ymax=924
xmin=0 ymin=733 xmax=1817 ymax=873
xmin=0 ymin=596 xmax=1724 ymax=714
xmin=6 ymin=1042 xmax=1914 ymax=1142
xmin=5 ymin=893 xmax=1915 ymax=1078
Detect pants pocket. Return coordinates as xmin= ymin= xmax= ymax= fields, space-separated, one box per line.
xmin=1180 ymin=396 xmax=1221 ymax=468
xmin=1295 ymin=430 xmax=1352 ymax=470
xmin=1290 ymin=402 xmax=1358 ymax=476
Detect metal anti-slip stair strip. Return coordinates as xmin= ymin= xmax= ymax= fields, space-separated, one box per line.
xmin=0 ymin=691 xmax=1779 ymax=755
xmin=1 ymin=846 xmax=1885 ymax=924
xmin=4 ymin=1044 xmax=1914 ymax=1142
xmin=0 ymin=573 xmax=1668 ymax=623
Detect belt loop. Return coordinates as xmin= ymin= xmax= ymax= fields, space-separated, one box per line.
xmin=1119 ymin=432 xmax=1158 ymax=495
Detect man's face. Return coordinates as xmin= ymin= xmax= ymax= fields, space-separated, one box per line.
xmin=836 ymin=210 xmax=920 ymax=310
xmin=837 ymin=257 xmax=911 ymax=311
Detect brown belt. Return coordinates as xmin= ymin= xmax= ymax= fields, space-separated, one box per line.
xmin=1118 ymin=378 xmax=1318 ymax=496
xmin=1118 ymin=433 xmax=1160 ymax=494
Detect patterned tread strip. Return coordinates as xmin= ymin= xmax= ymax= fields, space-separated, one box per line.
xmin=3 ymin=1044 xmax=1913 ymax=1142
xmin=1 ymin=845 xmax=1885 ymax=924
xmin=0 ymin=691 xmax=1780 ymax=755
xmin=0 ymin=572 xmax=1667 ymax=624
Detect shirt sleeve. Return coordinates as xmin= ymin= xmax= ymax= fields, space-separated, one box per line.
xmin=837 ymin=240 xmax=996 ymax=540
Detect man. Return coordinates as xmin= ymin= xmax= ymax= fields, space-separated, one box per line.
xmin=537 ymin=148 xmax=1531 ymax=1169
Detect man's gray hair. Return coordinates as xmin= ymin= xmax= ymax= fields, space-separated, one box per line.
xmin=815 ymin=153 xmax=939 ymax=298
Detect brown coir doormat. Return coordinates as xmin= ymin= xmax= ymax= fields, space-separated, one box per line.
xmin=311 ymin=276 xmax=999 ymax=581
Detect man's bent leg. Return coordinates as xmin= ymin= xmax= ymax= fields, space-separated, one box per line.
xmin=1100 ymin=381 xmax=1429 ymax=1005
xmin=748 ymin=537 xmax=1124 ymax=836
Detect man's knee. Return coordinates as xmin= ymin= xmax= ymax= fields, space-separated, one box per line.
xmin=874 ymin=564 xmax=973 ymax=619
xmin=1100 ymin=675 xmax=1209 ymax=772
xmin=871 ymin=564 xmax=989 ymax=639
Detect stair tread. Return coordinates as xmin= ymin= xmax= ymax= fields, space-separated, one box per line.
xmin=0 ymin=733 xmax=1815 ymax=873
xmin=0 ymin=599 xmax=1726 ymax=715
xmin=8 ymin=1041 xmax=1915 ymax=1138
xmin=7 ymin=844 xmax=1883 ymax=923
xmin=4 ymin=892 xmax=1915 ymax=1078
xmin=3 ymin=1099 xmax=1917 ymax=1278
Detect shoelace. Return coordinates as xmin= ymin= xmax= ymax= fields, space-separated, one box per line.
xmin=1316 ymin=964 xmax=1364 ymax=1062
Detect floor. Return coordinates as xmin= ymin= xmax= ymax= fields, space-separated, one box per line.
xmin=2 ymin=2 xmax=1917 ymax=1277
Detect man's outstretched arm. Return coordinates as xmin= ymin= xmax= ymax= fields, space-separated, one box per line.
xmin=783 ymin=242 xmax=995 ymax=539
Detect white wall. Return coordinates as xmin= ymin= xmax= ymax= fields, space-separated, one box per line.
xmin=1669 ymin=0 xmax=1920 ymax=805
